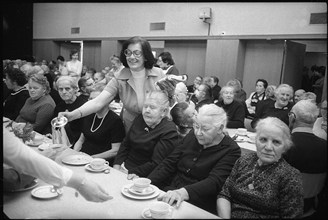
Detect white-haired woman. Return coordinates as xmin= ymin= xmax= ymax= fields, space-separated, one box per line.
xmin=148 ymin=104 xmax=241 ymax=214
xmin=217 ymin=117 xmax=303 ymax=218
xmin=53 ymin=76 xmax=87 ymax=144
xmin=251 ymin=83 xmax=294 ymax=128
xmin=113 ymin=90 xmax=179 ymax=178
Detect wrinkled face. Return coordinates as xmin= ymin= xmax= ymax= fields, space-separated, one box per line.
xmin=195 ymin=84 xmax=205 ymax=100
xmin=57 ymin=80 xmax=76 ymax=103
xmin=276 ymin=87 xmax=292 ymax=107
xmin=125 ymin=43 xmax=145 ymax=72
xmin=157 ymin=56 xmax=168 ymax=69
xmin=28 ymin=79 xmax=46 ymax=100
xmin=111 ymin=60 xmax=120 ymax=70
xmin=193 ymin=114 xmax=220 ymax=147
xmin=256 ymin=125 xmax=286 ymax=166
xmin=255 ymin=81 xmax=265 ymax=94
xmin=94 ymin=73 xmax=104 ymax=83
xmin=294 ymin=91 xmax=304 ymax=103
xmin=183 ymin=104 xmax=196 ymax=127
xmin=222 ymin=87 xmax=234 ymax=104
xmin=142 ymin=97 xmax=165 ymax=128
xmin=194 ymin=77 xmax=202 ymax=86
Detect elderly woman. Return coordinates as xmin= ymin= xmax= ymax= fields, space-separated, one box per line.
xmin=245 ymin=79 xmax=268 ymax=115
xmin=53 ymin=76 xmax=87 ymax=144
xmin=148 ymin=104 xmax=241 ymax=214
xmin=217 ymin=117 xmax=303 ymax=218
xmin=59 ymin=36 xmax=165 ymax=133
xmin=3 ymin=67 xmax=29 ymax=120
xmin=216 ymin=85 xmax=245 ymax=128
xmin=16 ymin=74 xmax=55 ymax=134
xmin=74 ymin=84 xmax=125 ymax=166
xmin=251 ymin=83 xmax=294 ymax=128
xmin=170 ymin=101 xmax=196 ymax=140
xmin=113 ymin=90 xmax=179 ymax=178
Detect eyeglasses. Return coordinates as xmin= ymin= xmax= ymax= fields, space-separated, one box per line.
xmin=288 ymin=112 xmax=296 ymax=119
xmin=124 ymin=49 xmax=142 ymax=58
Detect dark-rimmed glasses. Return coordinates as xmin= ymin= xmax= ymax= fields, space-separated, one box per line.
xmin=124 ymin=49 xmax=142 ymax=58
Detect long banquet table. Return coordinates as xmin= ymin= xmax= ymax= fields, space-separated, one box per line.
xmin=3 ymin=127 xmax=220 ymax=219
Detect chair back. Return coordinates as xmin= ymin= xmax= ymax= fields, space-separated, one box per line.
xmin=301 ymin=172 xmax=327 ymax=198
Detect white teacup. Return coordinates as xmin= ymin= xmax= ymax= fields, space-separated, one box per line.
xmin=133 ymin=178 xmax=151 ymax=193
xmin=248 ymin=133 xmax=256 ymax=143
xmin=90 ymin=158 xmax=109 ymax=170
xmin=237 ymin=128 xmax=247 ymax=136
xmin=149 ymin=201 xmax=173 ymax=219
xmin=32 ymin=132 xmax=44 ymax=145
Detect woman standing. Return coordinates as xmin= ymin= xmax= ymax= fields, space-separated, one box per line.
xmin=59 ymin=36 xmax=165 ymax=133
xmin=16 ymin=74 xmax=55 ymax=134
xmin=66 ymin=49 xmax=82 ymax=80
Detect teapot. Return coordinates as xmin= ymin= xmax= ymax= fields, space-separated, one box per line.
xmin=51 ymin=117 xmax=71 ymax=147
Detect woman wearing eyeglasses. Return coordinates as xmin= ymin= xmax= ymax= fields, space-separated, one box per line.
xmin=58 ymin=36 xmax=165 ymax=133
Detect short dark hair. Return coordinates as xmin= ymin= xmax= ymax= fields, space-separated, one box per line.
xmin=159 ymin=52 xmax=175 ymax=65
xmin=211 ymin=76 xmax=219 ymax=84
xmin=5 ymin=68 xmax=28 ymax=86
xmin=78 ymin=76 xmax=88 ymax=89
xmin=120 ymin=36 xmax=155 ymax=69
xmin=70 ymin=49 xmax=79 ymax=59
xmin=170 ymin=102 xmax=189 ymax=128
xmin=200 ymin=83 xmax=212 ymax=99
xmin=57 ymin=56 xmax=65 ymax=62
xmin=256 ymin=79 xmax=268 ymax=89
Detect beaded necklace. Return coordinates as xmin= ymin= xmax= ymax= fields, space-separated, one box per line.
xmin=90 ymin=110 xmax=109 ymax=133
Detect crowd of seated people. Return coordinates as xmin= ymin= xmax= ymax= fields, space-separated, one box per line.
xmin=3 ymin=36 xmax=327 ymax=218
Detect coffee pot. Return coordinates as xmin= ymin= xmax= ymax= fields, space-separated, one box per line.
xmin=51 ymin=117 xmax=71 ymax=147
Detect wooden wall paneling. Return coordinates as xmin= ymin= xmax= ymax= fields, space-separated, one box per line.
xmin=205 ymin=40 xmax=241 ymax=87
xmin=242 ymin=40 xmax=285 ymax=97
xmin=100 ymin=40 xmax=120 ymax=70
xmin=59 ymin=42 xmax=80 ymax=62
xmin=281 ymin=40 xmax=306 ymax=90
xmin=83 ymin=41 xmax=101 ymax=71
xmin=32 ymin=40 xmax=60 ymax=62
xmin=165 ymin=40 xmax=206 ymax=86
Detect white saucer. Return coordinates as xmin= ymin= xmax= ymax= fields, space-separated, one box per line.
xmin=129 ymin=185 xmax=155 ymax=196
xmin=122 ymin=183 xmax=160 ymax=200
xmin=61 ymin=154 xmax=93 ymax=166
xmin=141 ymin=207 xmax=173 ymax=219
xmin=31 ymin=185 xmax=60 ymax=199
xmin=25 ymin=140 xmax=43 ymax=147
xmin=85 ymin=164 xmax=110 ymax=172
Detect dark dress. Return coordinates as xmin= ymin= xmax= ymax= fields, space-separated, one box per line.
xmin=195 ymin=98 xmax=213 ymax=111
xmin=3 ymin=86 xmax=29 ymax=120
xmin=218 ymin=153 xmax=303 ymax=218
xmin=148 ymin=132 xmax=241 ymax=214
xmin=114 ymin=114 xmax=179 ymax=177
xmin=53 ymin=96 xmax=87 ymax=145
xmin=80 ymin=110 xmax=125 ymax=165
xmin=216 ymin=99 xmax=245 ymax=128
xmin=212 ymin=84 xmax=221 ymax=102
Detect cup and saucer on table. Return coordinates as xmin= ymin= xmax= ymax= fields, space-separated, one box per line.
xmin=141 ymin=201 xmax=174 ymax=219
xmin=85 ymin=158 xmax=110 ymax=173
xmin=121 ymin=178 xmax=160 ymax=200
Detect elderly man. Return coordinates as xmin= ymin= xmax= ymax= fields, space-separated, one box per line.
xmin=194 ymin=83 xmax=213 ymax=111
xmin=78 ymin=76 xmax=95 ymax=102
xmin=294 ymin=89 xmax=305 ymax=103
xmin=284 ymin=99 xmax=327 ymax=215
xmin=54 ymin=76 xmax=87 ymax=145
xmin=148 ymin=104 xmax=241 ymax=214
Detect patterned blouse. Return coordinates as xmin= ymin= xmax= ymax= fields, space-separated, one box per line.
xmin=218 ymin=153 xmax=304 ymax=219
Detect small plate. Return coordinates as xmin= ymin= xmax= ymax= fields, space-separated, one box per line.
xmin=62 ymin=154 xmax=93 ymax=166
xmin=85 ymin=164 xmax=110 ymax=173
xmin=38 ymin=143 xmax=51 ymax=151
xmin=25 ymin=140 xmax=42 ymax=147
xmin=11 ymin=179 xmax=39 ymax=192
xmin=129 ymin=185 xmax=155 ymax=196
xmin=31 ymin=185 xmax=60 ymax=199
xmin=122 ymin=184 xmax=160 ymax=200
